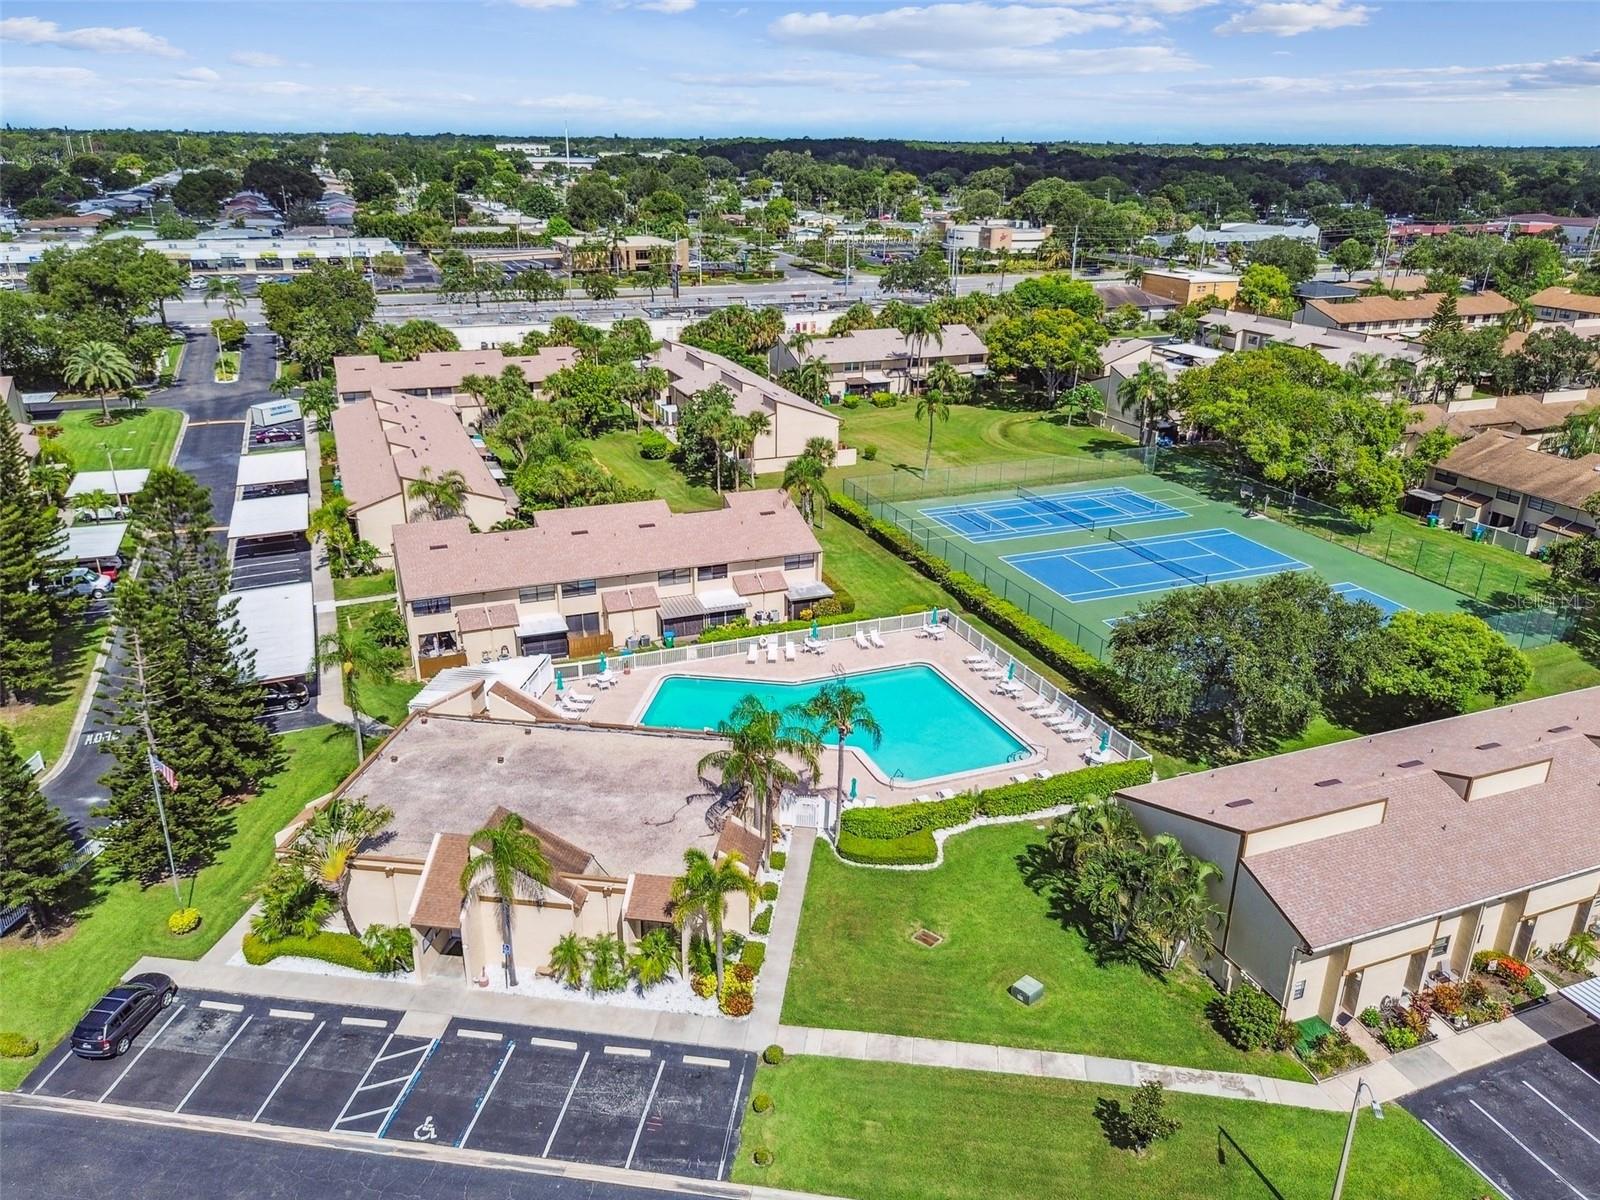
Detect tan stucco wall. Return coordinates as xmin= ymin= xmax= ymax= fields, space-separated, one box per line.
xmin=1525 ymin=868 xmax=1600 ymax=917
xmin=1350 ymin=950 xmax=1415 ymax=1014
xmin=1241 ymin=800 xmax=1387 ymax=857
xmin=354 ymin=495 xmax=408 ymax=560
xmin=1529 ymin=902 xmax=1584 ymax=954
xmin=1225 ymin=867 xmax=1301 ymax=1003
xmin=345 ymin=860 xmax=423 ymax=929
xmin=1345 ymin=918 xmax=1437 ymax=972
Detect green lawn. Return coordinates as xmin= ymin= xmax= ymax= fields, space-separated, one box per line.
xmin=338 ymin=601 xmax=422 ymax=725
xmin=47 ymin=407 xmax=183 ymax=474
xmin=813 ymin=516 xmax=946 ymax=617
xmin=587 ymin=429 xmax=721 ymax=512
xmin=733 ymin=1057 xmax=1499 ymax=1200
xmin=785 ymin=824 xmax=1307 ymax=1081
xmin=1515 ymin=641 xmax=1600 ymax=698
xmin=215 ymin=350 xmax=241 ymax=382
xmin=156 ymin=339 xmax=185 ymax=386
xmin=332 ymin=570 xmax=397 ymax=602
xmin=0 ymin=619 xmax=109 ymax=774
xmin=0 ymin=726 xmax=356 ymax=1089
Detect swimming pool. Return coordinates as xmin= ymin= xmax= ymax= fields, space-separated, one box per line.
xmin=637 ymin=664 xmax=1031 ymax=782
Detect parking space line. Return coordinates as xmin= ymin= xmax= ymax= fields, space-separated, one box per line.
xmin=1522 ymin=1080 xmax=1600 ymax=1148
xmin=252 ymin=1021 xmax=325 ymax=1122
xmin=541 ymin=1050 xmax=589 ymax=1158
xmin=604 ymin=1045 xmax=650 ymax=1058
xmin=717 ymin=1067 xmax=746 ymax=1181
xmin=457 ymin=1029 xmax=503 ymax=1042
xmin=457 ymin=1044 xmax=515 ymax=1149
xmin=175 ymin=1015 xmax=255 ymax=1113
xmin=624 ymin=1060 xmax=667 ymax=1170
xmin=375 ymin=1038 xmax=439 ymax=1140
xmin=359 ymin=1072 xmax=418 ymax=1092
xmin=1467 ymin=1099 xmax=1588 ymax=1198
xmin=331 ymin=1033 xmax=395 ymax=1129
xmin=338 ymin=1105 xmax=394 ymax=1124
xmin=683 ymin=1055 xmax=730 ymax=1069
xmin=268 ymin=1009 xmax=314 ymax=1021
xmin=376 ymin=1043 xmax=429 ymax=1064
xmin=1421 ymin=1118 xmax=1520 ymax=1200
xmin=526 ymin=1036 xmax=577 ymax=1051
xmin=342 ymin=1016 xmax=387 ymax=1029
xmin=30 ymin=1051 xmax=74 ymax=1095
xmin=199 ymin=1000 xmax=245 ymax=1013
xmin=99 ymin=1005 xmax=186 ymax=1103
xmin=1572 ymin=1061 xmax=1600 ymax=1090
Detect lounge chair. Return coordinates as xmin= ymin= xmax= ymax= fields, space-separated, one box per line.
xmin=935 ymin=788 xmax=958 ymax=801
xmin=854 ymin=630 xmax=871 ymax=650
xmin=967 ymin=657 xmax=994 ymax=672
xmin=804 ymin=636 xmax=826 ymax=654
xmin=1061 ymin=727 xmax=1091 ymax=744
xmin=1032 ymin=704 xmax=1062 ymax=722
xmin=963 ymin=653 xmax=989 ymax=665
xmin=1018 ymin=699 xmax=1051 ymax=714
xmin=978 ymin=667 xmax=1005 ymax=681
xmin=767 ymin=642 xmax=779 ymax=664
xmin=1035 ymin=769 xmax=1054 ymax=781
xmin=784 ymin=641 xmax=797 ymax=662
xmin=868 ymin=629 xmax=886 ymax=649
xmin=1009 ymin=773 xmax=1030 ymax=784
xmin=1084 ymin=747 xmax=1116 ymax=765
xmin=746 ymin=644 xmax=760 ymax=665
xmin=912 ymin=794 xmax=932 ymax=804
xmin=992 ymin=681 xmax=1022 ymax=696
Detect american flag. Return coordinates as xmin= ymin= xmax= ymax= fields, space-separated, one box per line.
xmin=149 ymin=753 xmax=178 ymax=792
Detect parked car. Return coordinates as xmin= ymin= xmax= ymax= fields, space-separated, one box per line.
xmin=70 ymin=973 xmax=177 ymax=1058
xmin=262 ymin=680 xmax=310 ymax=712
xmin=51 ymin=567 xmax=115 ymax=600
xmin=242 ymin=481 xmax=308 ymax=500
xmin=74 ymin=503 xmax=130 ymax=524
xmin=250 ymin=426 xmax=301 ymax=445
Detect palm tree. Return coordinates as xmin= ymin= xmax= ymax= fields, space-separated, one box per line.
xmin=894 ymin=305 xmax=944 ymax=392
xmin=296 ymin=379 xmax=338 ymax=430
xmin=459 ymin=812 xmax=553 ymax=988
xmin=915 ymin=380 xmax=952 ymax=479
xmin=782 ymin=452 xmax=829 ymax=527
xmin=994 ymin=247 xmax=1013 ymax=293
xmin=779 ymin=359 xmax=832 ymax=406
xmin=1146 ymin=851 xmax=1222 ymax=972
xmin=548 ymin=932 xmax=586 ymax=988
xmin=803 ymin=435 xmax=838 ymax=468
xmin=72 ymin=486 xmax=116 ymax=523
xmin=291 ymin=795 xmax=396 ymax=934
xmin=695 ymin=390 xmax=737 ymax=493
xmin=459 ymin=372 xmax=497 ymax=423
xmin=407 ymin=466 xmax=469 ymax=520
xmin=314 ymin=620 xmax=398 ymax=762
xmin=1037 ymin=237 xmax=1072 ymax=270
xmin=1342 ymin=353 xmax=1387 ymax=398
xmin=585 ymin=932 xmax=627 ymax=992
xmin=734 ymin=410 xmax=772 ymax=489
xmin=672 ymin=848 xmax=758 ymax=992
xmin=802 ymin=681 xmax=883 ymax=840
xmin=698 ymin=695 xmax=819 ymax=846
xmin=308 ymin=495 xmax=356 ymax=575
xmin=1503 ymin=295 xmax=1536 ymax=334
xmin=204 ymin=276 xmax=244 ymax=321
xmin=64 ymin=340 xmax=137 ymax=425
xmin=669 ymin=849 xmax=716 ymax=981
xmin=751 ymin=307 xmax=786 ymax=351
xmin=628 ymin=928 xmax=677 ymax=990
xmin=1115 ymin=361 xmax=1171 ymax=444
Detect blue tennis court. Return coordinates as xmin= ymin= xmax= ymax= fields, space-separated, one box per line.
xmin=1331 ymin=582 xmax=1407 ymax=619
xmin=1004 ymin=527 xmax=1308 ymax=603
xmin=920 ymin=486 xmax=1186 ymax=544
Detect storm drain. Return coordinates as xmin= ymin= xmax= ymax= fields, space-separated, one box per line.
xmin=911 ymin=928 xmax=944 ymax=948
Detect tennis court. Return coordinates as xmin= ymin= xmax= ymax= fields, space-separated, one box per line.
xmin=1005 ymin=528 xmax=1308 ymax=604
xmin=1330 ymin=582 xmax=1407 ymax=618
xmin=921 ymin=485 xmax=1186 ymax=544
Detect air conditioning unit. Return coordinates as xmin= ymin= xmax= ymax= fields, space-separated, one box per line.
xmin=1008 ymin=975 xmax=1044 ymax=1006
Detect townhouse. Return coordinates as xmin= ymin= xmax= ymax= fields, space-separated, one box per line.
xmin=1297 ymin=291 xmax=1514 ymax=337
xmin=769 ymin=323 xmax=988 ymax=400
xmin=1138 ymin=268 xmax=1240 ymax=308
xmin=1091 ymin=339 xmax=1223 ymax=440
xmin=1405 ymin=388 xmax=1597 ymax=447
xmin=1425 ymin=431 xmax=1600 ymax=549
xmin=391 ymin=489 xmax=826 ymax=673
xmin=1117 ymin=691 xmax=1600 ymax=1025
xmin=333 ymin=347 xmax=580 ymax=430
xmin=1527 ymin=286 xmax=1600 ymax=325
xmin=1198 ymin=309 xmax=1426 ymax=372
xmin=653 ymin=341 xmax=848 ymax=472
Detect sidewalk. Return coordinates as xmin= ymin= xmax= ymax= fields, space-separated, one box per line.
xmin=302 ymin=416 xmax=351 ymax=726
xmin=1319 ymin=1012 xmax=1550 ymax=1105
xmin=748 ymin=826 xmax=816 ymax=1047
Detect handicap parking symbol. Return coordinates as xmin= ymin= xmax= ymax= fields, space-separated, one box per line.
xmin=413 ymin=1116 xmax=438 ymax=1142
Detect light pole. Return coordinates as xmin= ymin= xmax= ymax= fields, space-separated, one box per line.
xmin=100 ymin=443 xmax=132 ymax=504
xmin=1330 ymin=1076 xmax=1384 ymax=1200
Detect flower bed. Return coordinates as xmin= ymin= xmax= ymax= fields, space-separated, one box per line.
xmin=1294 ymin=1018 xmax=1369 ymax=1079
xmin=1357 ymin=997 xmax=1437 ymax=1054
xmin=1467 ymin=951 xmax=1548 ymax=1013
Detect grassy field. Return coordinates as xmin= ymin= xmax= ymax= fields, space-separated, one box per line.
xmin=338 ymin=601 xmax=422 ymax=725
xmin=588 ymin=429 xmax=721 ymax=512
xmin=0 ymin=620 xmax=110 ymax=774
xmin=332 ymin=570 xmax=397 ymax=602
xmin=0 ymin=727 xmax=355 ymax=1089
xmin=813 ymin=515 xmax=946 ymax=616
xmin=784 ymin=824 xmax=1307 ymax=1081
xmin=733 ymin=1057 xmax=1499 ymax=1200
xmin=156 ymin=339 xmax=185 ymax=386
xmin=47 ymin=406 xmax=183 ymax=474
xmin=215 ymin=350 xmax=241 ymax=382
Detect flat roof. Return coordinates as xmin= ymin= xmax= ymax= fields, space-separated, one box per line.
xmin=60 ymin=522 xmax=127 ymax=561
xmin=235 ymin=451 xmax=308 ymax=487
xmin=229 ymin=582 xmax=315 ymax=681
xmin=66 ymin=469 xmax=149 ymax=498
xmin=227 ymin=494 xmax=309 ymax=540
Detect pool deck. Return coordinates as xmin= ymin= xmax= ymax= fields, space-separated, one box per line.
xmin=552 ymin=625 xmax=1111 ymax=802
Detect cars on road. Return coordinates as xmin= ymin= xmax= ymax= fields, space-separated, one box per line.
xmin=70 ymin=973 xmax=177 ymax=1059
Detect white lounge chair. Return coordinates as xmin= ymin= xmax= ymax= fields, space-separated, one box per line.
xmin=746 ymin=644 xmax=760 ymax=665
xmin=912 ymin=794 xmax=932 ymax=804
xmin=1018 ymin=698 xmax=1051 ymax=714
xmin=935 ymin=788 xmax=958 ymax=801
xmin=1009 ymin=773 xmax=1030 ymax=784
xmin=1032 ymin=704 xmax=1063 ymax=722
xmin=978 ymin=667 xmax=1005 ymax=681
xmin=967 ymin=657 xmax=994 ymax=672
xmin=1061 ymin=727 xmax=1091 ymax=744
xmin=767 ymin=642 xmax=779 ymax=664
xmin=784 ymin=641 xmax=797 ymax=662
xmin=1084 ymin=747 xmax=1116 ymax=765
xmin=1035 ymin=769 xmax=1054 ymax=781
xmin=854 ymin=630 xmax=871 ymax=650
xmin=963 ymin=653 xmax=988 ymax=665
xmin=993 ymin=681 xmax=1022 ymax=696
xmin=804 ymin=636 xmax=826 ymax=654
xmin=868 ymin=629 xmax=886 ymax=649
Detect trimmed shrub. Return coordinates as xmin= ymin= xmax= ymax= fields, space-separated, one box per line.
xmin=1358 ymin=1006 xmax=1383 ymax=1030
xmin=0 ymin=1032 xmax=40 ymax=1059
xmin=821 ymin=580 xmax=855 ymax=615
xmin=720 ymin=986 xmax=754 ymax=1017
xmin=691 ymin=973 xmax=716 ymax=998
xmin=751 ymin=1092 xmax=774 ymax=1113
xmin=1379 ymin=1024 xmax=1420 ymax=1052
xmin=242 ymin=931 xmax=377 ymax=972
xmin=837 ymin=828 xmax=937 ymax=865
xmin=860 ymin=444 xmax=878 ymax=460
xmin=1521 ymin=975 xmax=1547 ymax=1001
xmin=869 ymin=391 xmax=899 ymax=408
xmin=752 ymin=1148 xmax=773 ymax=1167
xmin=167 ymin=907 xmax=202 ymax=936
xmin=639 ymin=429 xmax=671 ymax=460
xmin=762 ymin=1043 xmax=785 ymax=1066
xmin=1211 ymin=984 xmax=1287 ymax=1052
xmin=759 ymin=881 xmax=779 ymax=902
xmin=733 ymin=962 xmax=756 ymax=985
xmin=841 ymin=395 xmax=862 ymax=410
xmin=741 ymin=940 xmax=766 ymax=974
xmin=768 ymin=851 xmax=787 ymax=871
xmin=751 ymin=906 xmax=773 ymax=936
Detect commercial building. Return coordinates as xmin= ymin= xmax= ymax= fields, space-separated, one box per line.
xmin=769 ymin=323 xmax=988 ymax=399
xmin=392 ymin=489 xmax=825 ymax=673
xmin=1138 ymin=268 xmax=1240 ymax=307
xmin=1172 ymin=221 xmax=1320 ymax=252
xmin=652 ymin=341 xmax=847 ymax=473
xmin=1425 ymin=431 xmax=1600 ymax=549
xmin=934 ymin=219 xmax=1053 ymax=255
xmin=333 ymin=347 xmax=579 ymax=430
xmin=1116 ymin=691 xmax=1600 ymax=1025
xmin=1297 ymin=291 xmax=1514 ymax=336
xmin=330 ymin=393 xmax=514 ymax=562
xmin=0 ymin=231 xmax=401 ymax=279
xmin=551 ymin=235 xmax=689 ymax=273
xmin=1527 ymin=286 xmax=1600 ymax=324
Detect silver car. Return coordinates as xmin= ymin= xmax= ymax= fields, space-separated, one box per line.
xmin=53 ymin=567 xmax=115 ymax=600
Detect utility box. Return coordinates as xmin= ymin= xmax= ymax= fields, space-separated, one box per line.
xmin=249 ymin=398 xmax=302 ymax=428
xmin=1008 ymin=975 xmax=1044 ymax=1006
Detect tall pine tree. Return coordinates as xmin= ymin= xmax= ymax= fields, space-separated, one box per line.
xmin=0 ymin=725 xmax=78 ymax=942
xmin=95 ymin=467 xmax=277 ymax=883
xmin=0 ymin=408 xmax=79 ymax=704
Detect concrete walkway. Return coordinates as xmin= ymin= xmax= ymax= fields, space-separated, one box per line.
xmin=748 ymin=826 xmax=816 ymax=1047
xmin=303 ymin=417 xmax=352 ymax=727
xmin=1320 ymin=1010 xmax=1551 ymax=1105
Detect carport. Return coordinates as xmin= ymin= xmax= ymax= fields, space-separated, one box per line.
xmin=66 ymin=468 xmax=150 ymax=506
xmin=228 ymin=494 xmax=310 ymax=543
xmin=60 ymin=522 xmax=128 ymax=572
xmin=228 ymin=582 xmax=315 ymax=683
xmin=235 ymin=450 xmax=307 ymax=488
xmin=1563 ymin=975 xmax=1600 ymax=1021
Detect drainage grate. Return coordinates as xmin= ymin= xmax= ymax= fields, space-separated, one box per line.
xmin=911 ymin=928 xmax=944 ymax=948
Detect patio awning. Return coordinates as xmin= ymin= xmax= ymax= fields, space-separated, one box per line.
xmin=698 ymin=588 xmax=749 ymax=613
xmin=1540 ymin=515 xmax=1594 ymax=536
xmin=785 ymin=580 xmax=835 ymax=602
xmin=1442 ymin=488 xmax=1492 ymax=508
xmin=1564 ymin=976 xmax=1600 ymax=1023
xmin=659 ymin=594 xmax=707 ymax=621
xmin=1405 ymin=487 xmax=1444 ymax=503
xmin=457 ymin=602 xmax=518 ymax=633
xmin=515 ymin=611 xmax=569 ymax=637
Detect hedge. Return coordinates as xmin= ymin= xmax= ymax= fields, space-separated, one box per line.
xmin=837 ymin=828 xmax=938 ymax=865
xmin=242 ymin=931 xmax=378 ymax=972
xmin=740 ymin=940 xmax=767 ymax=974
xmin=839 ymin=759 xmax=1155 ymax=842
xmin=829 ymin=494 xmax=1113 ymax=694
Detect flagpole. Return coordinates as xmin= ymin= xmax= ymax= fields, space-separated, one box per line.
xmin=131 ymin=633 xmax=184 ymax=903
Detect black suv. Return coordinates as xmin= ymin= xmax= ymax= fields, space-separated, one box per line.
xmin=70 ymin=973 xmax=177 ymax=1058
xmin=263 ymin=680 xmax=309 ymax=712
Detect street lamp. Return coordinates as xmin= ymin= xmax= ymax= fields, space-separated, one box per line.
xmin=1330 ymin=1076 xmax=1384 ymax=1200
xmin=100 ymin=443 xmax=133 ymax=504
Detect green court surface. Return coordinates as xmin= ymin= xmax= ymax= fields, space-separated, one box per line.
xmin=848 ymin=455 xmax=1554 ymax=661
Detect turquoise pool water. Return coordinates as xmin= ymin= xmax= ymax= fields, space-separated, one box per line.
xmin=638 ymin=664 xmax=1029 ymax=782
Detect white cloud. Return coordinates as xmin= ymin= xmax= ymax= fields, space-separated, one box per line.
xmin=639 ymin=0 xmax=696 ymax=10
xmin=177 ymin=66 xmax=221 ymax=82
xmin=230 ymin=50 xmax=285 ymax=68
xmin=1214 ymin=0 xmax=1371 ymax=37
xmin=508 ymin=0 xmax=578 ymax=7
xmin=770 ymin=3 xmax=1126 ymax=53
xmin=675 ymin=66 xmax=968 ymax=93
xmin=0 ymin=64 xmax=98 ymax=85
xmin=0 ymin=15 xmax=181 ymax=57
xmin=517 ymin=92 xmax=666 ymax=118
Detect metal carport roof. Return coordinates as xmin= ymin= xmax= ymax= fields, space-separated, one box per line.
xmin=59 ymin=522 xmax=128 ymax=561
xmin=227 ymin=494 xmax=309 ymax=541
xmin=227 ymin=582 xmax=315 ymax=681
xmin=235 ymin=450 xmax=307 ymax=487
xmin=1563 ymin=976 xmax=1600 ymax=1022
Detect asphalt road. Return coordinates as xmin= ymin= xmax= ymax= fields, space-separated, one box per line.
xmin=0 ymin=1098 xmax=742 ymax=1200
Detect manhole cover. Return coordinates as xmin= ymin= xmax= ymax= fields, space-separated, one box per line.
xmin=911 ymin=928 xmax=944 ymax=948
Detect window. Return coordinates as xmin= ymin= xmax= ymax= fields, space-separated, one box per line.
xmin=1433 ymin=470 xmax=1458 ymax=486
xmin=783 ymin=553 xmax=815 ymax=571
xmin=1430 ymin=935 xmax=1450 ymax=958
xmin=565 ymin=611 xmax=600 ymax=635
xmin=410 ymin=597 xmax=451 ymax=616
xmin=1494 ymin=487 xmax=1522 ymax=503
xmin=697 ymin=564 xmax=728 ymax=581
xmin=560 ymin=579 xmax=596 ymax=598
xmin=657 ymin=567 xmax=690 ymax=587
xmin=1292 ymin=980 xmax=1307 ymax=1001
xmin=518 ymin=583 xmax=556 ymax=603
xmin=1526 ymin=496 xmax=1556 ymax=514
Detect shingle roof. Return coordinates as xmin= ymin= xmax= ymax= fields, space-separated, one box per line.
xmin=456 ymin=602 xmax=518 ymax=633
xmin=1409 ymin=391 xmax=1597 ymax=438
xmin=330 ymin=394 xmax=504 ymax=511
xmin=1305 ymin=291 xmax=1513 ymax=326
xmin=1529 ymin=287 xmax=1600 ymax=317
xmin=333 ymin=347 xmax=579 ymax=399
xmin=733 ymin=569 xmax=787 ymax=596
xmin=624 ymin=873 xmax=678 ymax=924
xmin=716 ymin=818 xmax=765 ymax=867
xmin=601 ymin=584 xmax=661 ymax=613
xmin=393 ymin=490 xmax=819 ymax=602
xmin=792 ymin=324 xmax=987 ymax=367
xmin=1436 ymin=431 xmax=1600 ymax=509
xmin=652 ymin=341 xmax=835 ymax=421
xmin=409 ymin=833 xmax=470 ymax=929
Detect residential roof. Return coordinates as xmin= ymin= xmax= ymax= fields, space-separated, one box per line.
xmin=393 ymin=490 xmax=819 ymax=602
xmin=409 ymin=833 xmax=471 ymax=929
xmin=1408 ymin=390 xmax=1598 ymax=439
xmin=1094 ymin=285 xmax=1172 ymax=310
xmin=789 ymin=324 xmax=987 ymax=367
xmin=1304 ymin=291 xmax=1514 ymax=326
xmin=333 ymin=347 xmax=580 ymax=400
xmin=456 ymin=601 xmax=518 ymax=633
xmin=1529 ymin=287 xmax=1600 ymax=318
xmin=1435 ymin=431 xmax=1600 ymax=509
xmin=716 ymin=818 xmax=765 ymax=867
xmin=652 ymin=341 xmax=837 ymax=424
xmin=734 ymin=569 xmax=787 ymax=596
xmin=1198 ymin=309 xmax=1425 ymax=364
xmin=624 ymin=873 xmax=678 ymax=924
xmin=330 ymin=394 xmax=504 ymax=511
xmin=1121 ymin=689 xmax=1600 ymax=950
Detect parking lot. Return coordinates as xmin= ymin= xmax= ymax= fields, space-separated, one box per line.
xmin=26 ymin=989 xmax=753 ymax=1182
xmin=1401 ymin=999 xmax=1600 ymax=1200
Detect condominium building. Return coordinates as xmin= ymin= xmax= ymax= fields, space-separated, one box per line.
xmin=1138 ymin=268 xmax=1240 ymax=307
xmin=330 ymin=393 xmax=515 ymax=562
xmin=1425 ymin=431 xmax=1600 ymax=549
xmin=652 ymin=341 xmax=848 ymax=472
xmin=333 ymin=347 xmax=579 ymax=430
xmin=392 ymin=489 xmax=826 ymax=673
xmin=1527 ymin=286 xmax=1600 ymax=324
xmin=1297 ymin=291 xmax=1514 ymax=337
xmin=551 ymin=235 xmax=689 ymax=273
xmin=1117 ymin=691 xmax=1600 ymax=1025
xmin=769 ymin=324 xmax=988 ymax=399
xmin=1197 ymin=310 xmax=1426 ymax=372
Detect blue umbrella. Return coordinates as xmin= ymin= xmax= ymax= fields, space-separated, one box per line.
xmin=598 ymin=651 xmax=607 ymax=674
xmin=849 ymin=777 xmax=858 ymax=799
xmin=928 ymin=606 xmax=938 ymax=626
xmin=1006 ymin=660 xmax=1015 ymax=681
xmin=811 ymin=618 xmax=820 ymax=639
xmin=1099 ymin=728 xmax=1111 ymax=753
xmin=555 ymin=669 xmax=564 ymax=693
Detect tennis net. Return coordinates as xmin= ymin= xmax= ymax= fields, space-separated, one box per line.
xmin=1106 ymin=527 xmax=1208 ymax=586
xmin=1017 ymin=486 xmax=1095 ymax=532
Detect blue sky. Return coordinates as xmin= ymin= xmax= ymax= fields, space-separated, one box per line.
xmin=1 ymin=1 xmax=1596 ymax=143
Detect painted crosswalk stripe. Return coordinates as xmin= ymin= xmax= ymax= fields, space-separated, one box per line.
xmin=603 ymin=1045 xmax=650 ymax=1058
xmin=375 ymin=1042 xmax=429 ymax=1064
xmin=330 ymin=1034 xmax=394 ymax=1129
xmin=375 ymin=1038 xmax=439 ymax=1140
xmin=253 ymin=1021 xmax=325 ymax=1122
xmin=683 ymin=1055 xmax=730 ymax=1069
xmin=199 ymin=1000 xmax=244 ymax=1013
xmin=175 ymin=1016 xmax=254 ymax=1113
